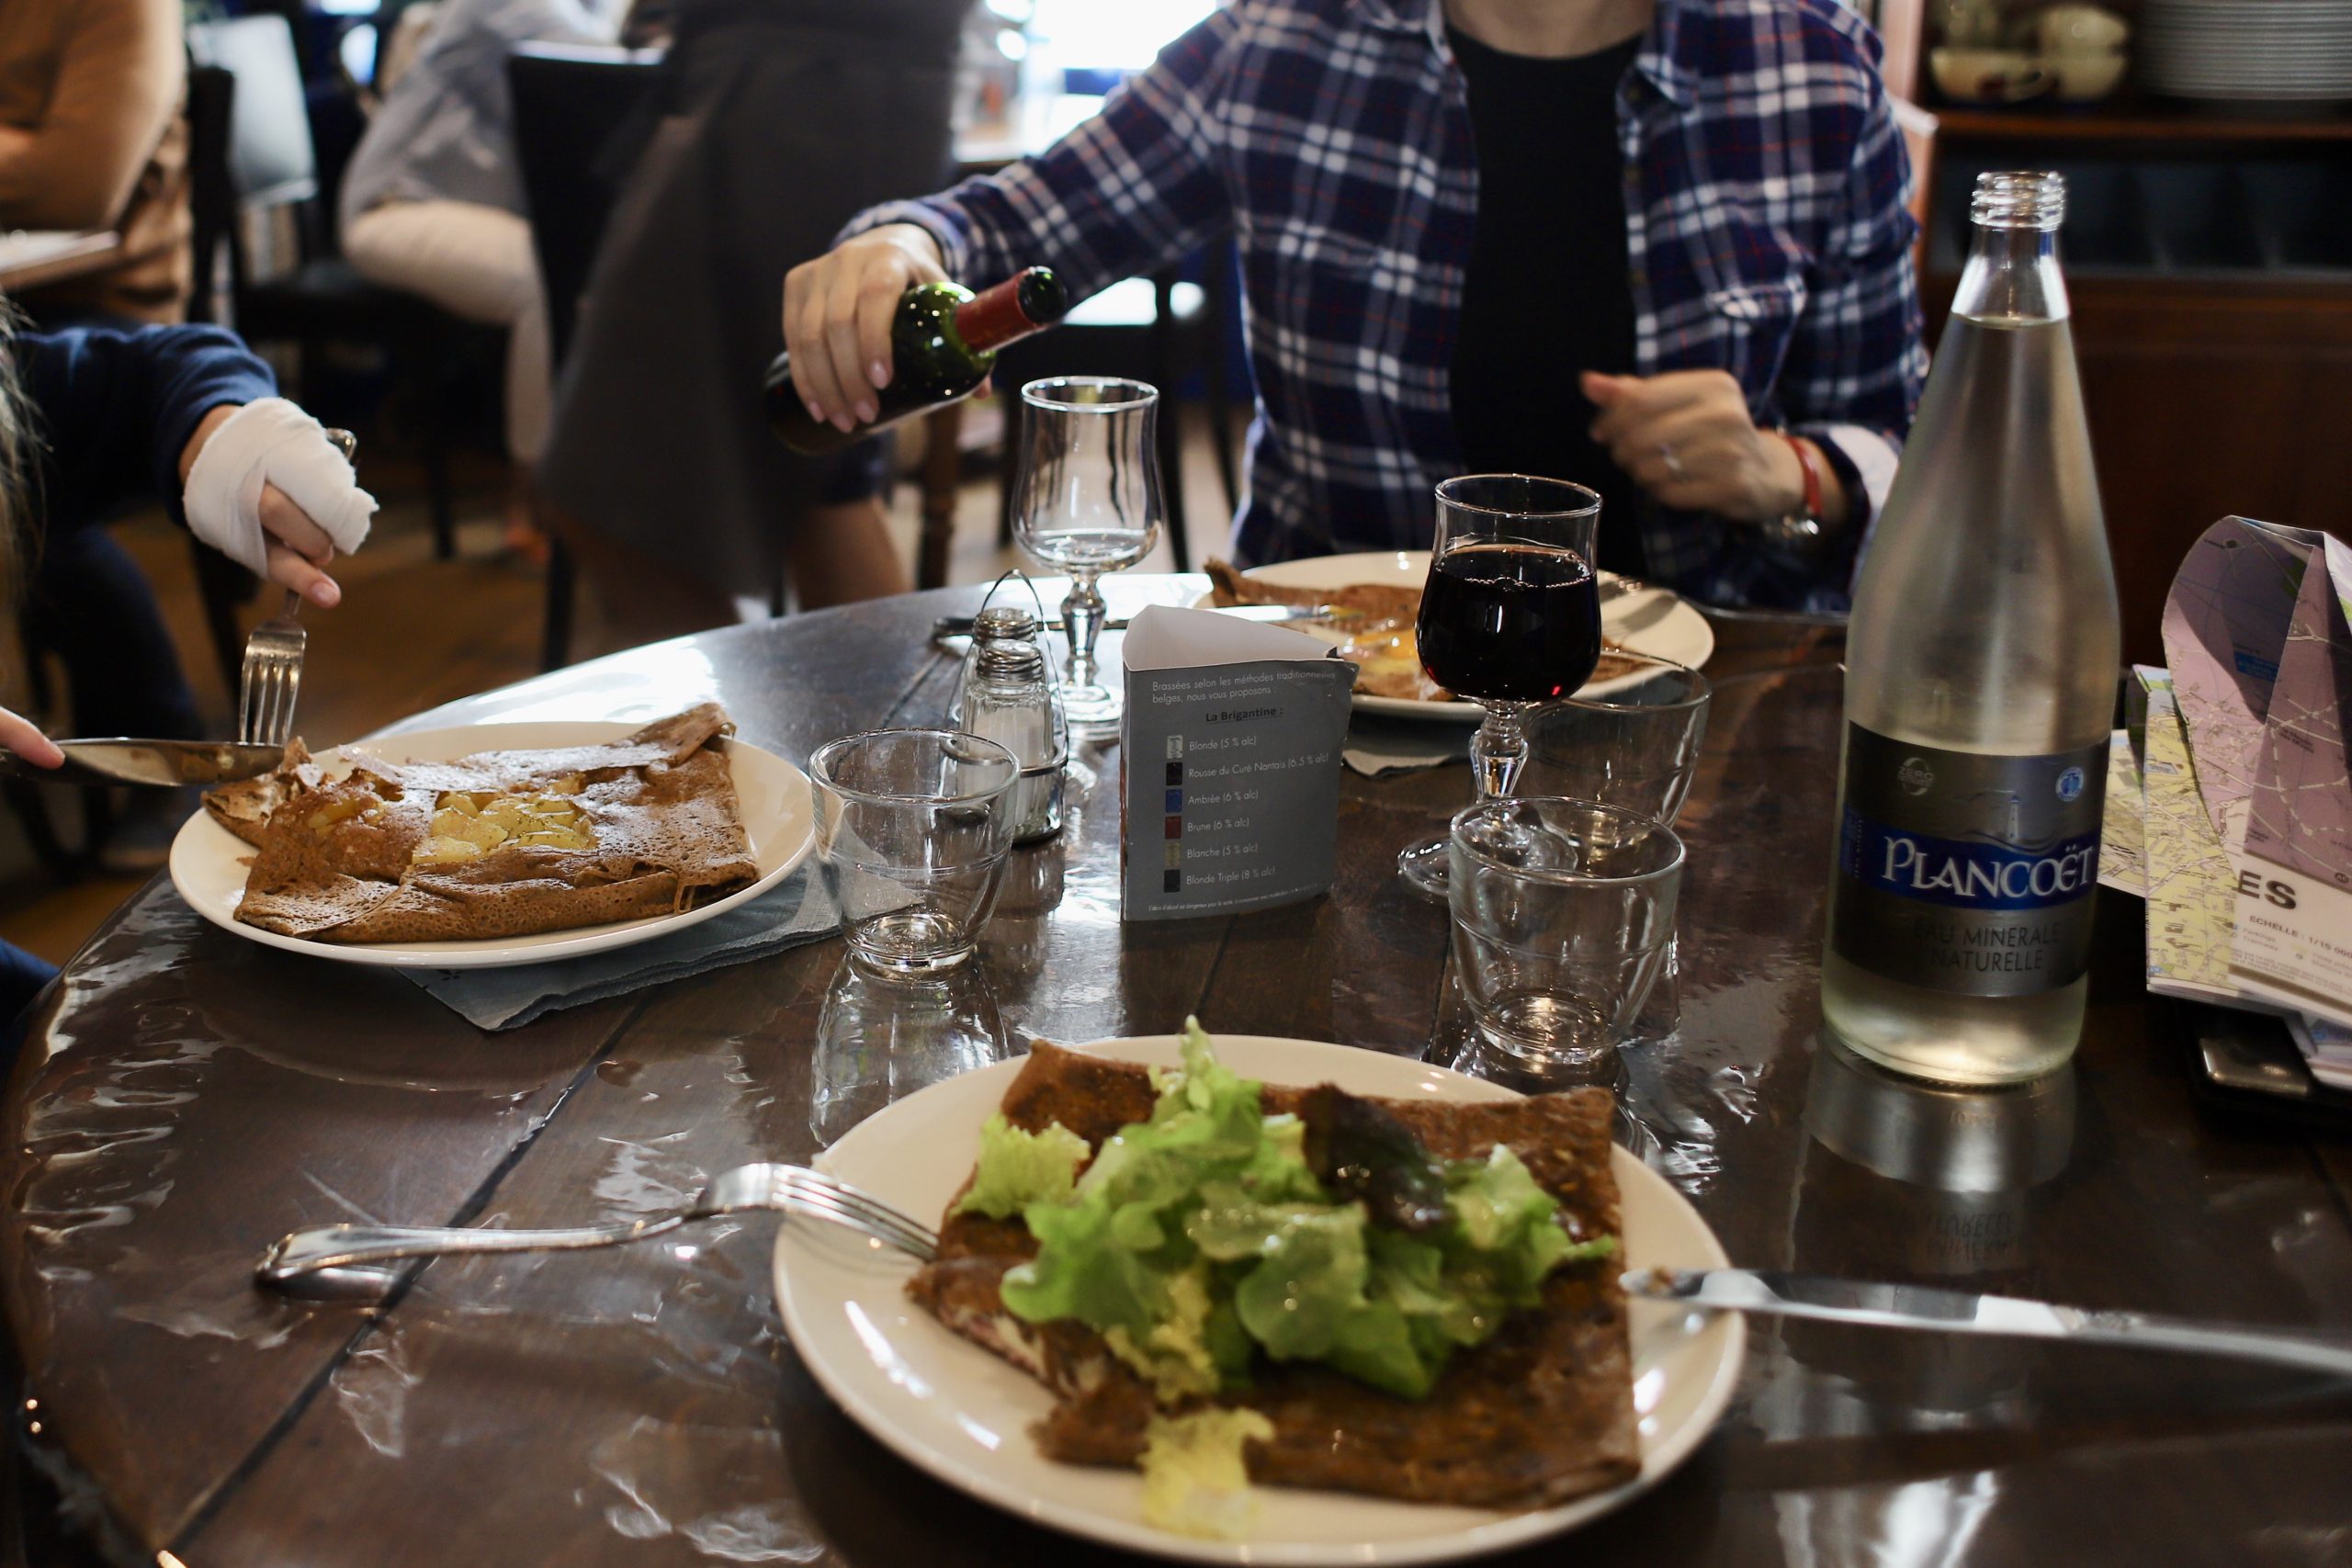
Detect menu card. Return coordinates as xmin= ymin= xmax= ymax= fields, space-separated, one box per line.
xmin=2156 ymin=518 xmax=2352 ymax=1028
xmin=1118 ymin=606 xmax=1356 ymax=921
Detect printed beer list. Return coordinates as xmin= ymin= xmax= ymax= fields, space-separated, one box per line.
xmin=1120 ymin=606 xmax=1355 ymax=920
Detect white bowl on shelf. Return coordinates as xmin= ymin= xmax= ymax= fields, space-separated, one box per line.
xmin=1932 ymin=47 xmax=2056 ymax=103
xmin=2047 ymin=49 xmax=2130 ymax=102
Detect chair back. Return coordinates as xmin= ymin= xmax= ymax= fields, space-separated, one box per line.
xmin=507 ymin=44 xmax=660 ymax=371
xmin=187 ymin=15 xmax=321 ymax=209
xmin=1874 ymin=0 xmax=1927 ymax=102
xmin=184 ymin=64 xmax=238 ymax=324
xmin=1892 ymin=96 xmax=1939 ymax=277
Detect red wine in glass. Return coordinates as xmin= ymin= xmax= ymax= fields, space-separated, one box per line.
xmin=1416 ymin=541 xmax=1603 ymax=703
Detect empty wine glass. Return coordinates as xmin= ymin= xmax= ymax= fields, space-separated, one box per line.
xmin=1396 ymin=475 xmax=1604 ymax=899
xmin=1011 ymin=377 xmax=1164 ymax=732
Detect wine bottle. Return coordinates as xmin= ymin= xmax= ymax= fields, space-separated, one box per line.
xmin=1820 ymin=171 xmax=2120 ymax=1085
xmin=764 ymin=266 xmax=1068 ymax=456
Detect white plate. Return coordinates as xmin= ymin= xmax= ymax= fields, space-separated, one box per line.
xmin=167 ymin=720 xmax=814 ymax=969
xmin=1200 ymin=551 xmax=1716 ymax=724
xmin=775 ymin=1034 xmax=1743 ymax=1566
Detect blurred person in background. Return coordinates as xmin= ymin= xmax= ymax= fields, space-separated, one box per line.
xmin=786 ymin=0 xmax=1928 ymax=612
xmin=0 ymin=0 xmax=192 ymax=325
xmin=536 ymin=0 xmax=967 ymax=647
xmin=0 ymin=0 xmax=220 ymax=874
xmin=340 ymin=0 xmax=623 ymax=560
xmin=0 ymin=312 xmax=376 ymax=874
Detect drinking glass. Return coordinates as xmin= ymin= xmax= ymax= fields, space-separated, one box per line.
xmin=1519 ymin=653 xmax=1709 ymax=1043
xmin=1397 ymin=475 xmax=1604 ymax=898
xmin=1522 ymin=653 xmax=1712 ymax=825
xmin=1011 ymin=377 xmax=1164 ymax=732
xmin=808 ymin=728 xmax=1019 ymax=976
xmin=1448 ymin=796 xmax=1683 ymax=1076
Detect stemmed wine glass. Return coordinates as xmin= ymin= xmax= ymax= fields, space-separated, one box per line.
xmin=1011 ymin=377 xmax=1164 ymax=732
xmin=1396 ymin=474 xmax=1605 ymax=898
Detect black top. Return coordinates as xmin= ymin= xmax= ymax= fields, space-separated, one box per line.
xmin=1447 ymin=28 xmax=1645 ymax=577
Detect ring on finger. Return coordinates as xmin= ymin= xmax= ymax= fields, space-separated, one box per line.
xmin=1658 ymin=443 xmax=1686 ymax=480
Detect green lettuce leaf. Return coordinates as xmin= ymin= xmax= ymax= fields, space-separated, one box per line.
xmin=997 ymin=1021 xmax=1614 ymax=1407
xmin=955 ymin=1114 xmax=1089 ymax=1220
xmin=1139 ymin=1407 xmax=1273 ymax=1540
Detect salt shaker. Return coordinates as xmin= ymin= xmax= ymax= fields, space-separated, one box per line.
xmin=957 ymin=605 xmax=1067 ymax=842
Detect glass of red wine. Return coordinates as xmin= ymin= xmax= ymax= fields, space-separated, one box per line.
xmin=1396 ymin=474 xmax=1604 ymax=898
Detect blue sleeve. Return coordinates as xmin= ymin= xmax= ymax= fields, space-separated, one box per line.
xmin=16 ymin=324 xmax=277 ymax=530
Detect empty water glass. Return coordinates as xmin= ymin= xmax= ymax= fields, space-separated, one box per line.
xmin=809 ymin=729 xmax=1019 ymax=977
xmin=1522 ymin=652 xmax=1711 ymax=825
xmin=1448 ymin=796 xmax=1684 ymax=1074
xmin=1521 ymin=652 xmax=1708 ymax=1045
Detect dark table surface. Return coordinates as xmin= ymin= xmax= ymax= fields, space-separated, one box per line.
xmin=5 ymin=579 xmax=2349 ymax=1567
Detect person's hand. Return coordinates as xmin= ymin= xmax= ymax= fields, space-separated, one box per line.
xmin=179 ymin=405 xmax=345 ymax=607
xmin=780 ymin=224 xmax=947 ymax=434
xmin=1584 ymin=370 xmax=1845 ymax=527
xmin=0 ymin=705 xmax=63 ymax=770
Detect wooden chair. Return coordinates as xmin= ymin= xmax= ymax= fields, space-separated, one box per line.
xmin=187 ymin=13 xmax=471 ymax=561
xmin=181 ymin=62 xmax=259 ymax=700
xmin=505 ymin=44 xmax=660 ymax=671
xmin=988 ymin=259 xmax=1238 ymax=576
xmin=1893 ymin=96 xmax=1940 ymax=278
xmin=1875 ymin=0 xmax=1928 ymax=102
xmin=917 ymin=248 xmax=1243 ymax=590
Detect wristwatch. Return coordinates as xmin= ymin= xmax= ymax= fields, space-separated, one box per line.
xmin=1758 ymin=431 xmax=1830 ymax=554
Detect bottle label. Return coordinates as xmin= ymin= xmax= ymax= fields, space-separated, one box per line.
xmin=1831 ymin=725 xmax=2106 ymax=998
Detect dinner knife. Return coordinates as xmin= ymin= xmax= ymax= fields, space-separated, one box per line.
xmin=0 ymin=738 xmax=284 ymax=789
xmin=1624 ymin=1268 xmax=2352 ymax=1379
xmin=932 ymin=602 xmax=1358 ymax=638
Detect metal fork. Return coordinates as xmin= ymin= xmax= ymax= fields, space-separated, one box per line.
xmin=236 ymin=428 xmax=357 ymax=750
xmin=255 ymin=1162 xmax=940 ymax=1302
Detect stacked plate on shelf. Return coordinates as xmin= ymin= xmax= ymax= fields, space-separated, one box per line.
xmin=2143 ymin=0 xmax=2352 ymax=103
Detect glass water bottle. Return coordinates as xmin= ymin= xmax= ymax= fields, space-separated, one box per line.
xmin=1821 ymin=171 xmax=2120 ymax=1085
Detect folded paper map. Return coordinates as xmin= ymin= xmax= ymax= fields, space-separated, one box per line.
xmin=2161 ymin=520 xmax=2352 ymax=1028
xmin=2137 ymin=670 xmax=2245 ymax=1004
xmin=2098 ymin=728 xmax=2145 ymax=897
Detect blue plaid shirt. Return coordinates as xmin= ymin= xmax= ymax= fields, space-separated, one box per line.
xmin=851 ymin=0 xmax=1926 ymax=608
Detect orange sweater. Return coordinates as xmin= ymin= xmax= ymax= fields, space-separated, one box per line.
xmin=0 ymin=0 xmax=190 ymax=322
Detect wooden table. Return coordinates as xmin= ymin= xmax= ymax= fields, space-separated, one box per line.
xmin=6 ymin=582 xmax=2350 ymax=1566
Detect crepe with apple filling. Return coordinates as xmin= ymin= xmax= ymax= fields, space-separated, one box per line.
xmin=202 ymin=705 xmax=758 ymax=944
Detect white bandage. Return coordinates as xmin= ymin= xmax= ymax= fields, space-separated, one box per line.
xmin=182 ymin=398 xmax=379 ymax=577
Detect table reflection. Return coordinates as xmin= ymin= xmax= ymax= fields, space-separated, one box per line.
xmin=1778 ymin=1038 xmax=2079 ymax=1421
xmin=811 ymin=958 xmax=1011 ymax=1148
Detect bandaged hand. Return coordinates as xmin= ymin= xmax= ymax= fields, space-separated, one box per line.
xmin=181 ymin=400 xmax=379 ymax=605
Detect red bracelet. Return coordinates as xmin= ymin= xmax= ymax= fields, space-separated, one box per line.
xmin=1777 ymin=430 xmax=1824 ymax=521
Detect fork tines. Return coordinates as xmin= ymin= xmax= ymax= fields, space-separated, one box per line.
xmin=238 ymin=599 xmax=307 ymax=750
xmin=775 ymin=1168 xmax=939 ymax=1260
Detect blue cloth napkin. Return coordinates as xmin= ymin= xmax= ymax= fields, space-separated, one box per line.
xmin=401 ymin=868 xmax=841 ymax=1032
